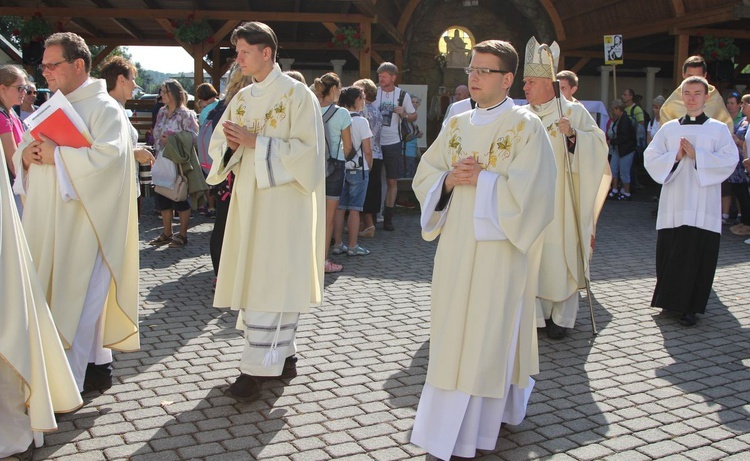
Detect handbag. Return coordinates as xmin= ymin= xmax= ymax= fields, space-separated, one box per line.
xmin=154 ymin=163 xmax=188 ymax=201
xmin=151 ymin=151 xmax=178 ymax=188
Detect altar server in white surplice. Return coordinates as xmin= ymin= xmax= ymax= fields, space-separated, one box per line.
xmin=644 ymin=76 xmax=736 ymax=327
xmin=522 ymin=38 xmax=611 ymax=339
xmin=12 ymin=32 xmax=139 ymax=395
xmin=206 ymin=22 xmax=325 ymax=402
xmin=0 ymin=142 xmax=82 ymax=460
xmin=410 ymin=40 xmax=556 ymax=461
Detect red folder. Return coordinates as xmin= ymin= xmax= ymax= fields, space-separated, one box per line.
xmin=30 ymin=108 xmax=91 ymax=148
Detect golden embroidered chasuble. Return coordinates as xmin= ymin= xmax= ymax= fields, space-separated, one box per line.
xmin=207 ymin=66 xmax=325 ymax=314
xmin=526 ymin=98 xmax=610 ymax=304
xmin=412 ymin=106 xmax=556 ymax=398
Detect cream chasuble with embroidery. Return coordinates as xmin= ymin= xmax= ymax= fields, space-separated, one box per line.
xmin=207 ymin=66 xmax=325 ymax=314
xmin=12 ymin=79 xmax=140 ymax=352
xmin=1 ymin=145 xmax=82 ymax=433
xmin=525 ymin=98 xmax=610 ymax=306
xmin=413 ymin=103 xmax=556 ymax=398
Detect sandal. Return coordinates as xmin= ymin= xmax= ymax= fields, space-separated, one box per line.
xmin=359 ymin=226 xmax=375 ymax=238
xmin=149 ymin=233 xmax=173 ymax=245
xmin=169 ymin=234 xmax=188 ymax=247
xmin=324 ymin=259 xmax=343 ymax=273
xmin=347 ymin=244 xmax=370 ymax=256
xmin=331 ymin=243 xmax=348 ymax=255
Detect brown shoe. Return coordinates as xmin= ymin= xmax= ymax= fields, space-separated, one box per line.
xmin=730 ymin=223 xmax=750 ymax=236
xmin=149 ymin=233 xmax=173 ymax=245
xmin=359 ymin=226 xmax=375 ymax=238
xmin=225 ymin=374 xmax=262 ymax=402
xmin=169 ymin=233 xmax=188 ymax=247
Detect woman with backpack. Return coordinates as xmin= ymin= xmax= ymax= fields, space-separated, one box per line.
xmin=607 ymin=99 xmax=637 ymax=201
xmin=313 ymin=72 xmax=352 ymax=273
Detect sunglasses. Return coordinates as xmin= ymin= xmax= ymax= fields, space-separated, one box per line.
xmin=26 ymin=90 xmax=37 ymax=95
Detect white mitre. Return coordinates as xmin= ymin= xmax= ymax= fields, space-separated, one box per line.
xmin=524 ymin=37 xmax=560 ymax=79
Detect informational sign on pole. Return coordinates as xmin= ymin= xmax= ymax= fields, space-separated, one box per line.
xmin=604 ymin=35 xmax=623 ymax=65
xmin=604 ymin=35 xmax=623 ymax=99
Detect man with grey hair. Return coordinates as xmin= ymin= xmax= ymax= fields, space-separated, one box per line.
xmin=441 ymin=84 xmax=474 ymax=129
xmin=13 ymin=32 xmax=140 ymax=394
xmin=375 ymin=61 xmax=416 ymax=231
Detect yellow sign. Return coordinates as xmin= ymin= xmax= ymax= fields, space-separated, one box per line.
xmin=604 ymin=35 xmax=623 ymax=65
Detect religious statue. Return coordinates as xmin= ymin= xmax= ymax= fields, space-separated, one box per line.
xmin=444 ymin=30 xmax=470 ymax=68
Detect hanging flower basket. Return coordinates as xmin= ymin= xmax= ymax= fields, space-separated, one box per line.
xmin=172 ymin=15 xmax=213 ymax=44
xmin=12 ymin=13 xmax=52 ymax=44
xmin=435 ymin=53 xmax=448 ymax=69
xmin=330 ymin=26 xmax=367 ymax=50
xmin=698 ymin=34 xmax=740 ymax=62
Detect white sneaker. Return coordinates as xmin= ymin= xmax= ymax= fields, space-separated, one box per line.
xmin=745 ymin=238 xmax=750 ymax=245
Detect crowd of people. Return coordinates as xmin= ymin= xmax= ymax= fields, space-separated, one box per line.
xmin=1 ymin=20 xmax=747 ymax=461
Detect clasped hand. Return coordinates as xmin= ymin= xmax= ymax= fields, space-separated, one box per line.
xmin=21 ymin=134 xmax=57 ymax=169
xmin=223 ymin=120 xmax=256 ymax=152
xmin=675 ymin=137 xmax=696 ymax=161
xmin=444 ymin=157 xmax=482 ymax=192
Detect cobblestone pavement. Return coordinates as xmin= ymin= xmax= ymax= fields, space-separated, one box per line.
xmin=22 ymin=198 xmax=750 ymax=460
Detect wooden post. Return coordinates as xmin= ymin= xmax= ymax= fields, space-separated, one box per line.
xmin=359 ymin=22 xmax=371 ymax=79
xmin=211 ymin=47 xmax=222 ymax=92
xmin=674 ymin=34 xmax=689 ymax=87
xmin=395 ymin=48 xmax=404 ymax=79
xmin=193 ymin=43 xmax=204 ymax=87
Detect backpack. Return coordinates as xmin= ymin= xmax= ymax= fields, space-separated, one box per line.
xmin=347 ymin=112 xmax=365 ymax=179
xmin=322 ymin=104 xmax=339 ymax=177
xmin=625 ymin=105 xmax=646 ymax=151
xmin=197 ymin=100 xmax=225 ymax=173
xmin=397 ymin=90 xmax=416 ymax=143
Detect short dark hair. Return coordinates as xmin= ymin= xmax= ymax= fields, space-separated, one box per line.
xmin=45 ymin=32 xmax=92 ymax=73
xmin=472 ymin=40 xmax=518 ymax=75
xmin=99 ymin=56 xmax=137 ymax=92
xmin=231 ymin=22 xmax=278 ymax=59
xmin=683 ymin=55 xmax=707 ymax=75
xmin=623 ymin=88 xmax=635 ymax=97
xmin=556 ymin=70 xmax=578 ymax=88
xmin=682 ymin=76 xmax=709 ymax=94
xmin=195 ymin=83 xmax=218 ymax=101
xmin=726 ymin=91 xmax=741 ymax=105
xmin=338 ymin=86 xmax=363 ymax=109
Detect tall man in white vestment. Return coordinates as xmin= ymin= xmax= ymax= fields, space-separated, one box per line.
xmin=206 ymin=22 xmax=325 ymax=402
xmin=645 ymin=76 xmax=736 ymax=327
xmin=522 ymin=38 xmax=610 ymax=339
xmin=1 ymin=143 xmax=82 ymax=460
xmin=410 ymin=40 xmax=557 ymax=460
xmin=13 ymin=32 xmax=140 ymax=394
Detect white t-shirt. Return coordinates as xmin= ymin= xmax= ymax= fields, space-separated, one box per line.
xmin=375 ymin=87 xmax=416 ymax=146
xmin=347 ymin=113 xmax=373 ymax=171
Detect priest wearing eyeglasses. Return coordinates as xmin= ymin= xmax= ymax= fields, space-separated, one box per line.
xmin=12 ymin=32 xmax=139 ymax=395
xmin=410 ymin=39 xmax=556 ymax=460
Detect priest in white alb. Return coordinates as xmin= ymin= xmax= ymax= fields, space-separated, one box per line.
xmin=522 ymin=38 xmax=610 ymax=339
xmin=410 ymin=39 xmax=556 ymax=460
xmin=207 ymin=22 xmax=325 ymax=401
xmin=13 ymin=32 xmax=140 ymax=394
xmin=1 ymin=143 xmax=82 ymax=461
xmin=644 ymin=76 xmax=736 ymax=327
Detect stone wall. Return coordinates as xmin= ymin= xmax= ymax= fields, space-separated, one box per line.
xmin=402 ymin=0 xmax=549 ymax=142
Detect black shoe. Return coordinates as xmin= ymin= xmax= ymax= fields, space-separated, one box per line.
xmin=617 ymin=193 xmax=632 ymax=201
xmin=546 ymin=319 xmax=568 ymax=339
xmin=280 ymin=355 xmax=298 ymax=379
xmin=680 ymin=313 xmax=697 ymax=326
xmin=9 ymin=443 xmax=34 ymax=461
xmin=225 ymin=374 xmax=262 ymax=402
xmin=383 ymin=206 xmax=395 ymax=231
xmin=82 ymin=362 xmax=113 ymax=394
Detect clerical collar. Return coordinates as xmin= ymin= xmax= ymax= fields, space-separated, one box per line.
xmin=250 ymin=65 xmax=281 ymax=96
xmin=679 ymin=113 xmax=708 ymax=125
xmin=476 ymin=97 xmax=508 ymax=112
xmin=470 ymin=96 xmax=513 ymax=126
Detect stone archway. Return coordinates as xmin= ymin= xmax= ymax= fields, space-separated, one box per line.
xmin=402 ymin=0 xmax=552 ymax=140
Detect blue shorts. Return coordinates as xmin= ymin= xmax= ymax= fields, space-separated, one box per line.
xmin=338 ymin=169 xmax=370 ymax=211
xmin=325 ymin=160 xmax=345 ymax=199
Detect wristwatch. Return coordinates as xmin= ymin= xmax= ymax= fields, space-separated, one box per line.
xmin=567 ymin=128 xmax=577 ymax=139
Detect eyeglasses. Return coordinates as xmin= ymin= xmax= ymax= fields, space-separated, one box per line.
xmin=12 ymin=85 xmax=29 ymax=94
xmin=464 ymin=67 xmax=511 ymax=75
xmin=26 ymin=90 xmax=37 ymax=95
xmin=38 ymin=59 xmax=72 ymax=72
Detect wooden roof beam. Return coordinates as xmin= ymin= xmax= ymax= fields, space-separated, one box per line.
xmin=559 ymin=0 xmax=621 ymax=21
xmin=564 ymin=50 xmax=674 ymax=62
xmin=87 ymin=0 xmax=142 ymax=39
xmin=670 ymin=28 xmax=750 ymax=40
xmin=0 ymin=7 xmax=373 ymax=23
xmin=670 ymin=0 xmax=685 ymax=17
xmin=560 ymin=5 xmax=734 ymax=50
